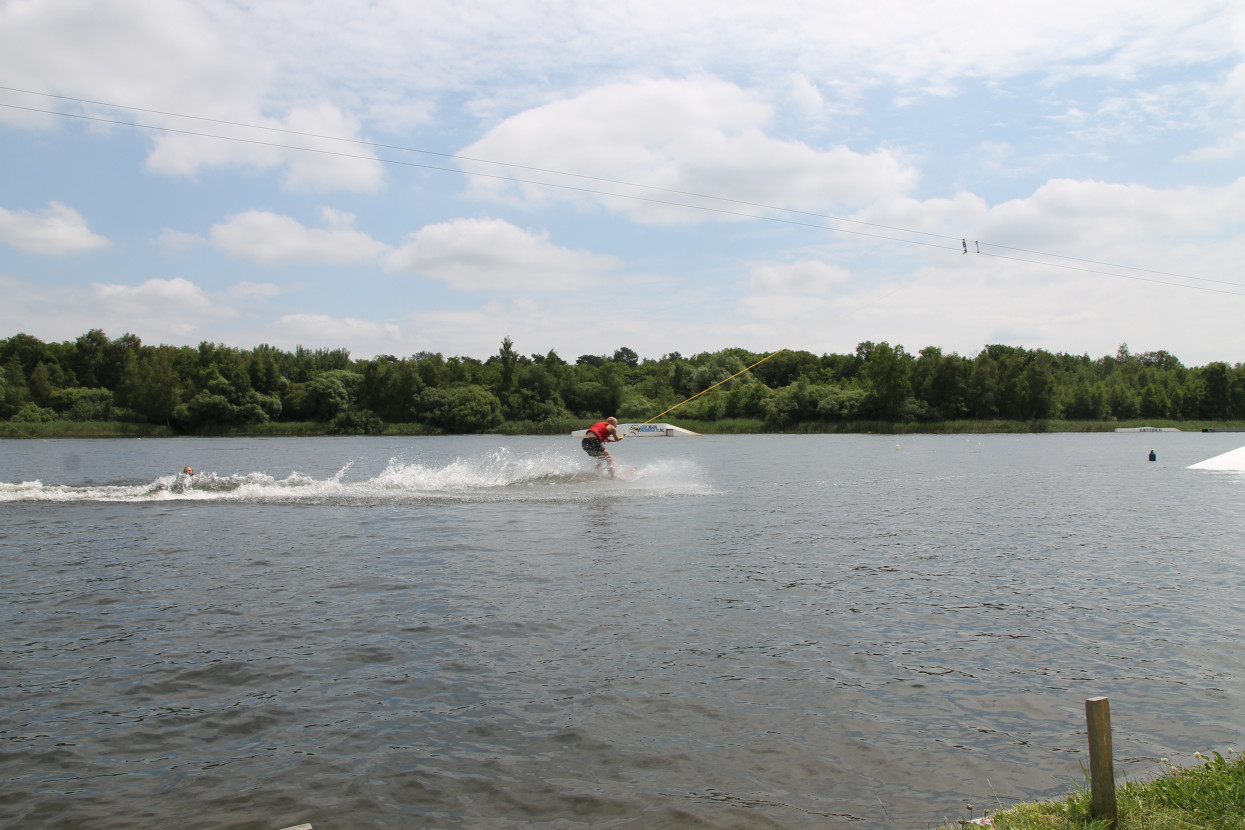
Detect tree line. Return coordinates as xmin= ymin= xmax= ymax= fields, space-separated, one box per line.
xmin=1 ymin=329 xmax=1243 ymax=434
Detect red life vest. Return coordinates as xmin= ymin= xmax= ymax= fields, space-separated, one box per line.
xmin=587 ymin=421 xmax=613 ymax=440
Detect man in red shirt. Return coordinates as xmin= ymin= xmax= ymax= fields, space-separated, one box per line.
xmin=582 ymin=416 xmax=622 ymax=478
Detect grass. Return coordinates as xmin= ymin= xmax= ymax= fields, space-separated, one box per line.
xmin=681 ymin=418 xmax=1245 ymax=435
xmin=0 ymin=419 xmax=176 ymax=439
xmin=944 ymin=751 xmax=1245 ymax=830
xmin=4 ymin=417 xmax=1244 ymax=439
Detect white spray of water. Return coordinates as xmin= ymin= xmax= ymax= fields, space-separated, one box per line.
xmin=0 ymin=448 xmax=715 ymax=504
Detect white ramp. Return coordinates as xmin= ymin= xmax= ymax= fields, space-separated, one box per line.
xmin=571 ymin=423 xmax=702 ymax=438
xmin=1188 ymin=445 xmax=1245 ymax=471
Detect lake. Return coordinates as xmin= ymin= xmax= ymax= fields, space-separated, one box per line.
xmin=2 ymin=432 xmax=1244 ymax=829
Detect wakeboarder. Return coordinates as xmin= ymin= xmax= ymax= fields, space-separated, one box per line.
xmin=581 ymin=417 xmax=622 ymax=478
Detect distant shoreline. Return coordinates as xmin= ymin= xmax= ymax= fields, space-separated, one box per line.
xmin=5 ymin=417 xmax=1244 ymax=439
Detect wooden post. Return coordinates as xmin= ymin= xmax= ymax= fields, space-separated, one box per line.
xmin=1085 ymin=696 xmax=1117 ymax=828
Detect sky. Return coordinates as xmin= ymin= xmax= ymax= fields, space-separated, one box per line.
xmin=2 ymin=0 xmax=1244 ymax=367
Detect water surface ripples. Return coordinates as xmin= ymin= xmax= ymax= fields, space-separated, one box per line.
xmin=2 ymin=433 xmax=1244 ymax=828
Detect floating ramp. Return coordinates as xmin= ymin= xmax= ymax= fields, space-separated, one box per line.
xmin=1187 ymin=445 xmax=1245 ymax=471
xmin=571 ymin=423 xmax=702 ymax=438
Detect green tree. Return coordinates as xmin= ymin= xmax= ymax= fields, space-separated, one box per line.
xmin=765 ymin=381 xmax=820 ymax=427
xmin=282 ymin=370 xmax=358 ymax=422
xmin=1064 ymin=382 xmax=1109 ymax=420
xmin=2 ymin=358 xmax=30 ymax=418
xmin=502 ymin=361 xmax=567 ymax=422
xmin=291 ymin=345 xmax=352 ymax=381
xmin=1139 ymin=383 xmax=1169 ymax=418
xmin=328 ymin=408 xmax=384 ymax=435
xmin=862 ymin=342 xmax=911 ymax=420
xmin=562 ymin=380 xmax=613 ymax=417
xmin=174 ymin=393 xmax=236 ymax=430
xmin=125 ymin=350 xmax=182 ymax=425
xmin=495 ymin=336 xmax=520 ymax=396
xmin=612 ymin=346 xmax=640 ymax=368
xmin=913 ymin=347 xmax=968 ymax=419
xmin=1137 ymin=349 xmax=1183 ymax=370
xmin=929 ymin=353 xmax=968 ymax=419
xmin=305 ymin=372 xmax=353 ymax=420
xmin=1106 ymin=384 xmax=1140 ymax=420
xmin=248 ymin=346 xmax=288 ymax=396
xmin=1199 ymin=362 xmax=1232 ymax=419
xmin=725 ymin=379 xmax=772 ymax=418
xmin=751 ymin=350 xmax=819 ymax=388
xmin=968 ymin=353 xmax=998 ymax=419
xmin=49 ymin=387 xmax=115 ymax=421
xmin=817 ymin=385 xmax=866 ymax=421
xmin=618 ymin=394 xmax=657 ymax=420
xmin=412 ymin=352 xmax=447 ymax=388
xmin=13 ymin=403 xmax=57 ymax=423
xmin=359 ymin=357 xmax=424 ymax=422
xmin=69 ymin=330 xmax=141 ymax=390
xmin=417 ymin=385 xmax=503 ymax=432
xmin=27 ymin=361 xmax=52 ymax=407
xmin=1 ymin=333 xmax=50 ymax=376
xmin=691 ymin=352 xmax=746 ymax=394
xmin=71 ymin=329 xmax=109 ymax=387
xmin=1020 ymin=354 xmax=1058 ymax=419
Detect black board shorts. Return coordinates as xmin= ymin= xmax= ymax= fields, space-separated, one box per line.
xmin=581 ymin=435 xmax=605 ymax=457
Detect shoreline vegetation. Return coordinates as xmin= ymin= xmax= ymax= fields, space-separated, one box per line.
xmin=4 ymin=417 xmax=1245 ymax=440
xmin=942 ymin=750 xmax=1245 ymax=830
xmin=3 ymin=329 xmax=1243 ymax=438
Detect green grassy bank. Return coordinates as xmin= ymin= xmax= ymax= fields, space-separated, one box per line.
xmin=942 ymin=751 xmax=1245 ymax=830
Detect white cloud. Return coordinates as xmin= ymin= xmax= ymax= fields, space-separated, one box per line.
xmin=264 ymin=313 xmax=404 ymax=354
xmin=973 ymin=177 xmax=1245 ymax=258
xmin=228 ymin=281 xmax=291 ymax=299
xmin=0 ymin=202 xmax=111 ymax=255
xmin=3 ymin=1 xmax=1237 ymax=205
xmin=277 ymin=101 xmax=385 ymax=193
xmin=836 ymin=251 xmax=1245 ymax=366
xmin=855 ymin=191 xmax=992 ymax=241
xmin=143 ymin=100 xmax=385 ymax=193
xmin=764 ymin=174 xmax=1245 ymax=363
xmin=4 ymin=1 xmax=1236 ymax=137
xmin=393 ymin=292 xmax=729 ymax=362
xmin=788 ymin=73 xmax=827 ymax=122
xmin=156 ymin=228 xmax=205 ymax=252
xmin=4 ymin=0 xmax=1245 ymax=371
xmin=90 ymin=277 xmax=222 ymax=326
xmin=384 ymin=218 xmax=620 ymax=291
xmin=460 ymin=77 xmax=919 ymax=224
xmin=0 ymin=1 xmax=382 ymax=193
xmin=739 ymin=260 xmax=856 ymax=335
xmin=0 ymin=0 xmax=270 ymax=138
xmin=1183 ymin=62 xmax=1245 ymax=163
xmin=211 ymin=209 xmax=391 ymax=265
xmin=749 ymin=260 xmax=852 ymax=295
xmin=222 ymin=1 xmax=1237 ymax=108
xmin=0 ymin=274 xmax=260 ymax=345
xmin=855 ymin=175 xmax=1245 ymax=264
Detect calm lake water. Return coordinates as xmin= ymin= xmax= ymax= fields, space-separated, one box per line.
xmin=3 ymin=432 xmax=1244 ymax=829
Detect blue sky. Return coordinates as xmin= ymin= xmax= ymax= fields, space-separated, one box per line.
xmin=2 ymin=0 xmax=1243 ymax=366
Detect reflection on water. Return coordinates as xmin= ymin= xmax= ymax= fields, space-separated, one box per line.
xmin=1 ymin=434 xmax=1244 ymax=829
